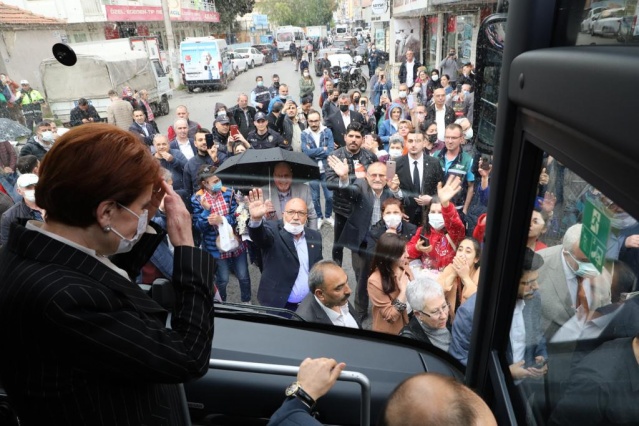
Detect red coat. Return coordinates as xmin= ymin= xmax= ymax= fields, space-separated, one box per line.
xmin=406 ymin=202 xmax=465 ymax=270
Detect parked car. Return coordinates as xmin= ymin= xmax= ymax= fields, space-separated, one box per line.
xmin=617 ymin=13 xmax=639 ymax=42
xmin=229 ymin=50 xmax=250 ymax=74
xmin=331 ymin=37 xmax=358 ymax=55
xmin=233 ymin=47 xmax=265 ymax=68
xmin=592 ymin=7 xmax=625 ymax=36
xmin=252 ymin=44 xmax=279 ymax=62
xmin=580 ymin=7 xmax=604 ymax=33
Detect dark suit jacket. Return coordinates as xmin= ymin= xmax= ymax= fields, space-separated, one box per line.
xmin=268 ymin=397 xmax=322 ymax=426
xmin=129 ymin=121 xmax=156 ymax=146
xmin=425 ymin=104 xmax=456 ymax=129
xmin=249 ymin=220 xmax=323 ymax=308
xmin=0 ymin=222 xmax=215 ymax=425
xmin=325 ymin=110 xmax=366 ymax=148
xmin=296 ymin=293 xmax=362 ymax=328
xmin=336 ymin=178 xmax=395 ymax=251
xmin=396 ymin=154 xmax=445 ymax=225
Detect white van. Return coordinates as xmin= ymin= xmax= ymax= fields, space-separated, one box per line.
xmin=180 ymin=37 xmax=233 ymax=92
xmin=335 ymin=24 xmax=349 ymax=36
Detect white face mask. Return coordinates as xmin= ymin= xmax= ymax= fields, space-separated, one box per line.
xmin=108 ymin=203 xmax=148 ymax=254
xmin=23 ymin=189 xmax=36 ymax=203
xmin=283 ymin=222 xmax=305 ymax=235
xmin=383 ymin=214 xmax=402 ymax=229
xmin=413 ymin=87 xmax=421 ymax=93
xmin=464 ymin=128 xmax=474 ymax=140
xmin=611 ymin=212 xmax=637 ymax=229
xmin=428 ymin=213 xmax=445 ymax=230
xmin=388 ymin=148 xmax=403 ymax=158
xmin=431 ymin=75 xmax=439 ymax=82
xmin=41 ymin=131 xmax=54 ymax=142
xmin=398 ymin=91 xmax=407 ymax=99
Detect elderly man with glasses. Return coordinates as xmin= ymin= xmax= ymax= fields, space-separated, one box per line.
xmin=247 ymin=188 xmax=323 ymax=312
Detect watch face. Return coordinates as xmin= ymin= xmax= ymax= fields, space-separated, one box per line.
xmin=285 ymin=382 xmax=300 ymax=396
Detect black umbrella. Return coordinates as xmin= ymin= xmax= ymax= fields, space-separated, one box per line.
xmin=214 ymin=147 xmax=320 ymax=190
xmin=0 ymin=118 xmax=31 ymax=141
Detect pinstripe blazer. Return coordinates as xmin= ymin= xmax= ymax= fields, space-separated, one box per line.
xmin=0 ymin=222 xmax=216 ymax=425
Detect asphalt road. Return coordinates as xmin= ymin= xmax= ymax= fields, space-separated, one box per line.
xmin=155 ymin=59 xmax=370 ymax=325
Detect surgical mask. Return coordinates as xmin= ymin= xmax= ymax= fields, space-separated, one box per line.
xmin=339 ymin=104 xmax=349 ymax=112
xmin=41 ymin=131 xmax=54 ymax=142
xmin=217 ymin=111 xmax=226 ymax=117
xmin=332 ymin=96 xmax=338 ymax=102
xmin=413 ymin=87 xmax=421 ymax=93
xmin=464 ymin=128 xmax=474 ymax=140
xmin=211 ymin=182 xmax=223 ymax=192
xmin=431 ymin=75 xmax=439 ymax=81
xmin=280 ymin=95 xmax=287 ymax=101
xmin=23 ymin=189 xmax=36 ymax=202
xmin=353 ymin=97 xmax=360 ymax=104
xmin=389 ymin=148 xmax=403 ymax=158
xmin=383 ymin=214 xmax=402 ymax=229
xmin=109 ymin=204 xmax=148 ymax=254
xmin=427 ymin=134 xmax=438 ymax=144
xmin=428 ymin=213 xmax=445 ymax=230
xmin=284 ymin=222 xmax=305 ymax=235
xmin=303 ymin=72 xmax=309 ymax=77
xmin=463 ymin=90 xmax=470 ymax=96
xmin=565 ymin=250 xmax=600 ymax=278
xmin=257 ymin=81 xmax=264 ymax=86
xmin=273 ymin=81 xmax=280 ymax=88
xmin=611 ymin=212 xmax=637 ymax=229
xmin=398 ymin=91 xmax=407 ymax=98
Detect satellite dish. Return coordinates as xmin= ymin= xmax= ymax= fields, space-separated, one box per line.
xmin=52 ymin=43 xmax=77 ymax=66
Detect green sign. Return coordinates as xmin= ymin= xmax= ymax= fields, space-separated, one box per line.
xmin=580 ymin=199 xmax=611 ymax=272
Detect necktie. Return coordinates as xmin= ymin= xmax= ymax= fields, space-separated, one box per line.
xmin=576 ymin=277 xmax=590 ymax=317
xmin=413 ymin=160 xmax=420 ymax=194
xmin=142 ymin=125 xmax=149 ymax=137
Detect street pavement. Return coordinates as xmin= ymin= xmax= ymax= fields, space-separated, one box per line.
xmin=155 ymin=59 xmax=371 ymax=326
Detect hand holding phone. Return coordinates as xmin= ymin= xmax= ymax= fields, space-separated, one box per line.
xmin=205 ymin=133 xmax=214 ymax=150
xmin=230 ymin=124 xmax=240 ymax=138
xmin=386 ymin=160 xmax=396 ymax=181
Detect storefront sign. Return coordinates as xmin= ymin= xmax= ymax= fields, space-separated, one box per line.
xmin=253 ymin=14 xmax=269 ymax=27
xmin=371 ymin=0 xmax=390 ymax=21
xmin=105 ymin=5 xmax=220 ymax=23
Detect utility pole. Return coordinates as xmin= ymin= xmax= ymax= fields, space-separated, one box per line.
xmin=161 ymin=0 xmax=183 ymax=88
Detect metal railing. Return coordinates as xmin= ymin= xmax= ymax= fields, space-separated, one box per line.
xmin=208 ymin=359 xmax=371 ymax=426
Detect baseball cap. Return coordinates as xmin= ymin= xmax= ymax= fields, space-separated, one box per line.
xmin=254 ymin=112 xmax=267 ymax=121
xmin=20 ymin=80 xmax=29 ymax=85
xmin=17 ymin=173 xmax=38 ymax=188
xmin=215 ymin=115 xmax=230 ymax=124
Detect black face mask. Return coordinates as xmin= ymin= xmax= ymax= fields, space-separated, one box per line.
xmin=427 ymin=133 xmax=438 ymax=143
xmin=353 ymin=97 xmax=360 ymax=104
xmin=273 ymin=82 xmax=280 ymax=88
xmin=339 ymin=105 xmax=349 ymax=112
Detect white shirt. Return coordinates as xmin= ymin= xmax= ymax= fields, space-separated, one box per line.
xmin=309 ymin=127 xmax=325 ymax=172
xmin=314 ymin=296 xmax=359 ymax=328
xmin=509 ymin=299 xmax=526 ymax=364
xmin=405 ymin=60 xmax=415 ymax=87
xmin=435 ymin=105 xmax=446 ymax=141
xmin=408 ymin=153 xmax=424 ymax=192
xmin=341 ymin=111 xmax=351 ymax=128
xmin=177 ymin=139 xmax=195 ymax=160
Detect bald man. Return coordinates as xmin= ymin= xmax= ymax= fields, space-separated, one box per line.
xmin=381 ymin=373 xmax=497 ymax=425
xmin=248 ymin=189 xmax=323 ymax=311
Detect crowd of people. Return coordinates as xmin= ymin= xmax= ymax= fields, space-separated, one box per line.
xmin=1 ymin=43 xmax=637 ymax=425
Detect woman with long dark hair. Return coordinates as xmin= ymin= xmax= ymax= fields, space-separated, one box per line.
xmin=437 ymin=237 xmax=481 ymax=321
xmin=368 ymin=232 xmax=414 ymax=334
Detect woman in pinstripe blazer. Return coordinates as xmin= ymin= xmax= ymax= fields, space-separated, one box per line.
xmin=0 ymin=124 xmax=216 ymax=425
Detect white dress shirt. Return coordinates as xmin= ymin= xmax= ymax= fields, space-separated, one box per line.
xmin=409 ymin=153 xmax=424 ymax=192
xmin=405 ymin=60 xmax=415 ymax=87
xmin=314 ymin=296 xmax=359 ymax=328
xmin=177 ymin=139 xmax=195 ymax=160
xmin=341 ymin=111 xmax=351 ymax=128
xmin=509 ymin=299 xmax=526 ymax=364
xmin=435 ymin=105 xmax=447 ymax=141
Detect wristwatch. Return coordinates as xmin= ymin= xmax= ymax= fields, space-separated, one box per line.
xmin=285 ymin=381 xmax=316 ymax=410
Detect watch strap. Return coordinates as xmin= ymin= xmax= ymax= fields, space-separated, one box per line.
xmin=286 ymin=381 xmax=316 ymax=410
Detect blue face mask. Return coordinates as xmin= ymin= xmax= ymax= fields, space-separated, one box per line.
xmin=211 ymin=182 xmax=223 ymax=192
xmin=565 ymin=250 xmax=600 ymax=278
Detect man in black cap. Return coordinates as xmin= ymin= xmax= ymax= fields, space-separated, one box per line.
xmin=247 ymin=112 xmax=290 ymax=150
xmin=69 ymin=98 xmax=101 ymax=127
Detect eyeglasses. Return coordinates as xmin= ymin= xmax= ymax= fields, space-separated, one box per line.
xmin=284 ymin=210 xmax=308 ymax=217
xmin=418 ymin=303 xmax=450 ymax=318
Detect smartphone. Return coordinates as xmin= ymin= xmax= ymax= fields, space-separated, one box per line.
xmin=419 ymin=235 xmax=430 ymax=246
xmin=382 ymin=89 xmax=388 ymax=98
xmin=532 ymin=359 xmax=547 ymax=369
xmin=205 ymin=133 xmax=214 ymax=149
xmin=386 ymin=160 xmax=396 ymax=181
xmin=480 ymin=155 xmax=492 ymax=170
xmin=360 ymin=100 xmax=367 ymax=107
xmin=230 ymin=124 xmax=240 ymax=138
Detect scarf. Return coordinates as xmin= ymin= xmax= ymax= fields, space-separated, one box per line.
xmin=418 ymin=320 xmax=451 ymax=352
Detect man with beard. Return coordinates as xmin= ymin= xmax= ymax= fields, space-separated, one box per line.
xmin=247 ymin=190 xmax=323 ymax=311
xmin=325 ymin=122 xmax=378 ymax=266
xmin=183 ymin=128 xmax=223 ymax=197
xmin=230 ymin=93 xmax=256 ymax=139
xmin=269 ymin=74 xmax=281 ymax=99
xmin=296 ymin=261 xmax=361 ymax=328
